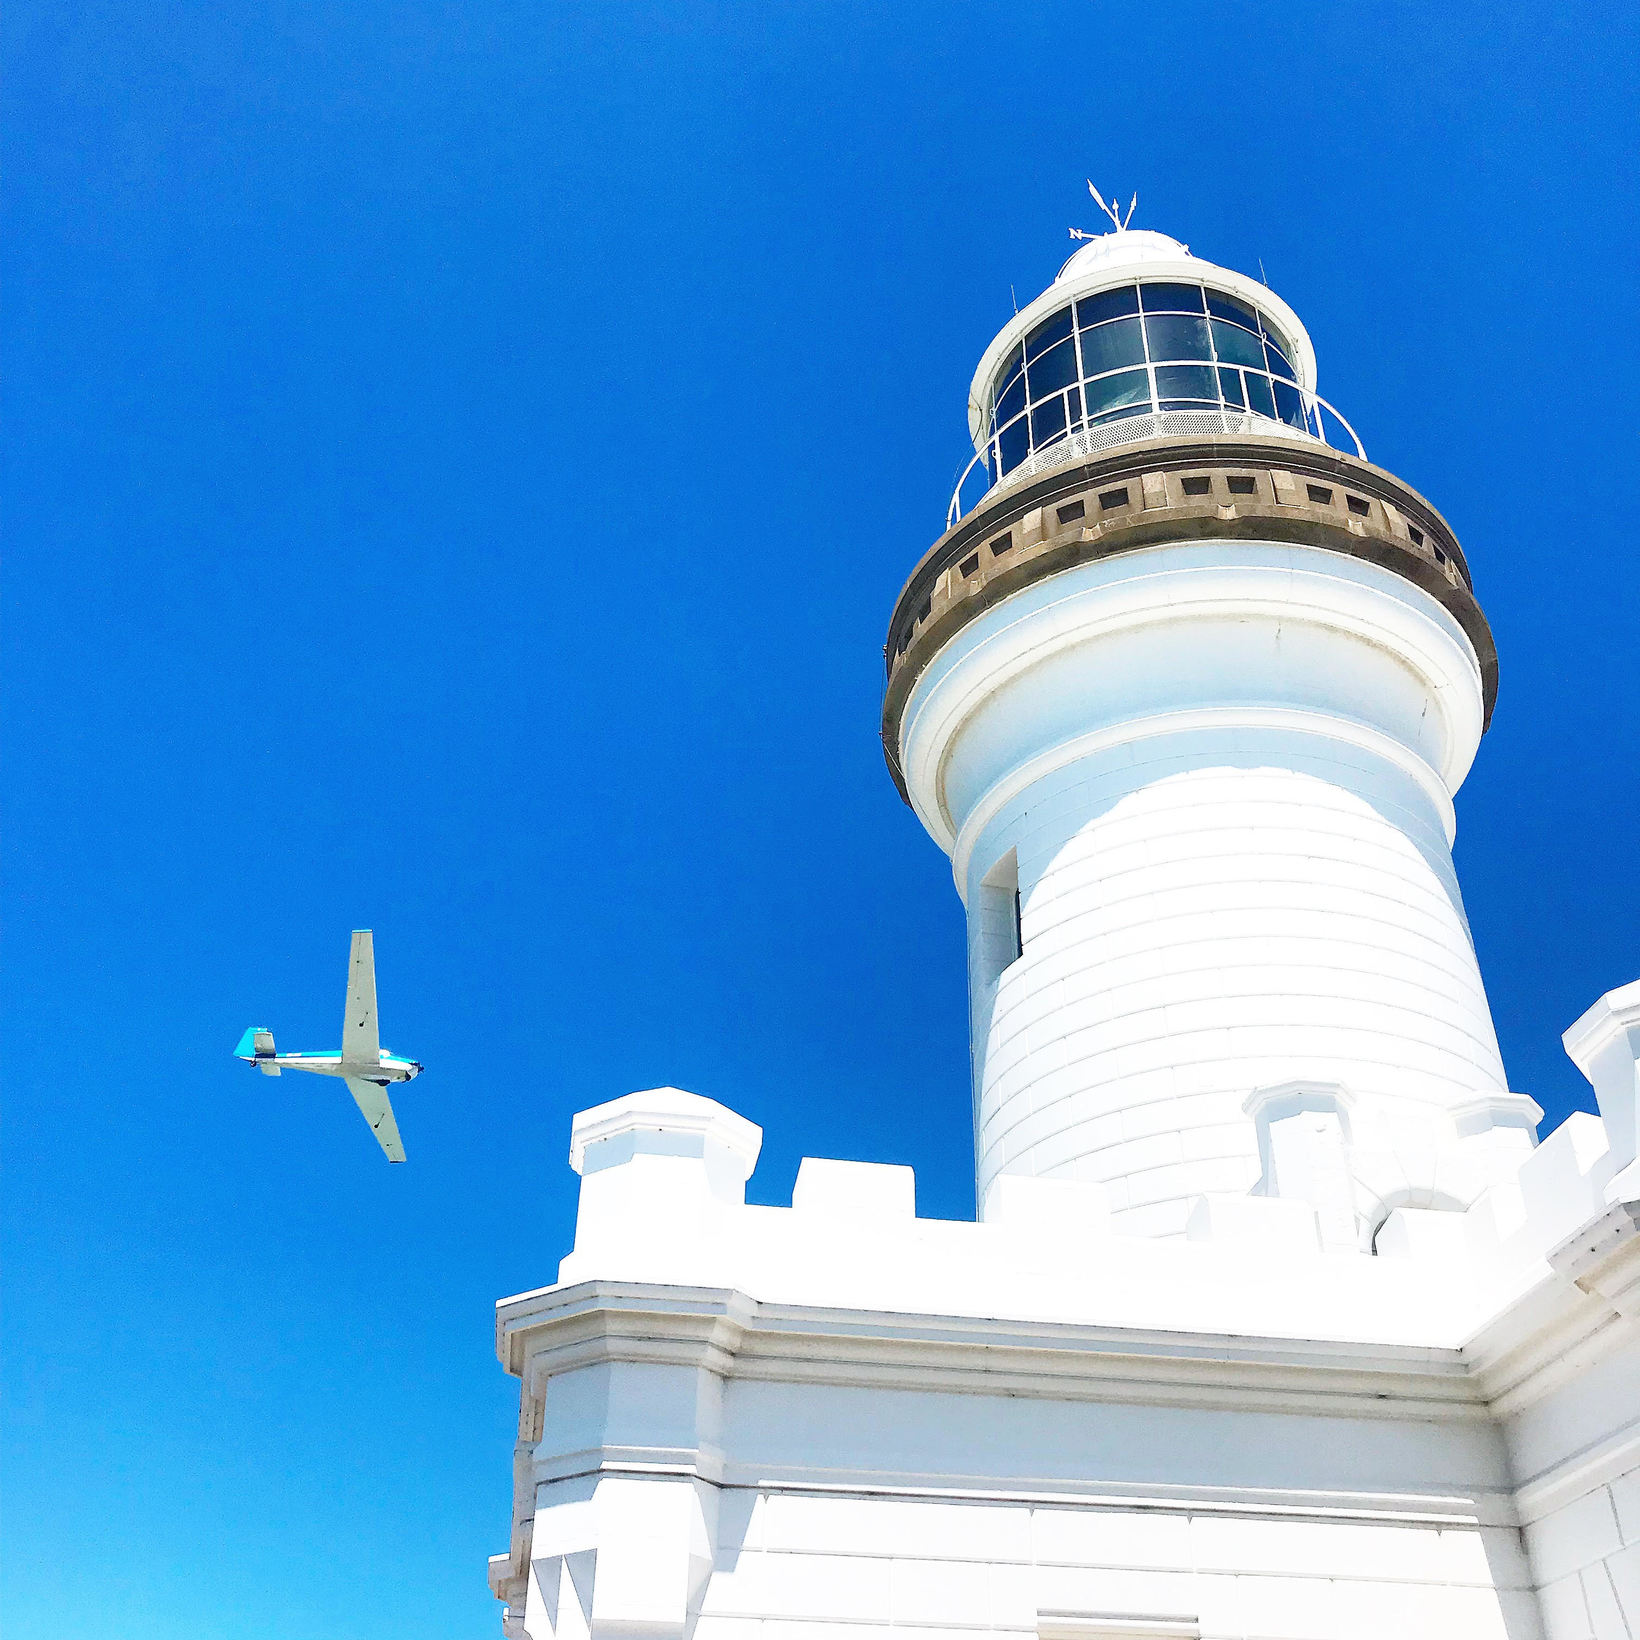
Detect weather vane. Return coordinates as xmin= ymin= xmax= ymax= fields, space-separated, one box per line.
xmin=1069 ymin=179 xmax=1137 ymax=239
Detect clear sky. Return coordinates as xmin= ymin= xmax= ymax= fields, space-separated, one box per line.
xmin=6 ymin=4 xmax=1639 ymax=1636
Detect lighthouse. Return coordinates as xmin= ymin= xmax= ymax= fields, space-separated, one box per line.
xmin=489 ymin=212 xmax=1640 ymax=1640
xmin=881 ymin=220 xmax=1522 ymax=1247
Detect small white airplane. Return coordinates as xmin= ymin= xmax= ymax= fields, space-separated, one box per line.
xmin=234 ymin=929 xmax=422 ymax=1162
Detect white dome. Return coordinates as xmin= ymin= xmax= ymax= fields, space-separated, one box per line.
xmin=1054 ymin=229 xmax=1192 ymax=284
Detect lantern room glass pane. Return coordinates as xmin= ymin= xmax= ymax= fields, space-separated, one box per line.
xmin=1207 ymin=290 xmax=1260 ymax=328
xmin=1076 ymin=286 xmax=1139 ymax=326
xmin=1025 ymin=308 xmax=1074 ymax=360
xmin=1027 ymin=338 xmax=1078 ymax=398
xmin=1210 ymin=319 xmax=1264 ymax=369
xmin=1084 ymin=369 xmax=1151 ymax=416
xmin=1265 ymin=338 xmax=1297 ymax=381
xmin=1273 ymin=379 xmax=1307 ymax=428
xmin=1031 ymin=396 xmax=1068 ymax=444
xmin=1218 ymin=367 xmax=1246 ymax=408
xmin=1090 ymin=401 xmax=1151 ymax=426
xmin=1078 ymin=316 xmax=1145 ymax=376
xmin=1245 ymin=372 xmax=1277 ymax=419
xmin=997 ymin=418 xmax=1030 ymax=474
xmin=994 ymin=373 xmax=1026 ymax=431
xmin=1140 ymin=282 xmax=1206 ymax=313
xmin=1144 ymin=314 xmax=1212 ymax=362
xmin=1155 ymin=365 xmax=1218 ymax=404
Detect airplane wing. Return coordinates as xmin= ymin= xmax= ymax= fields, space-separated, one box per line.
xmin=345 ymin=1075 xmax=406 ymax=1163
xmin=341 ymin=929 xmax=380 ymax=1068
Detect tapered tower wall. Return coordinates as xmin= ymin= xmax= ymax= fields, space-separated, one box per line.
xmin=913 ymin=539 xmax=1508 ymax=1235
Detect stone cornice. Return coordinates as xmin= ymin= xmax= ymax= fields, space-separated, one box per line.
xmin=497 ymin=1279 xmax=1482 ymax=1423
xmin=502 ymin=1230 xmax=1640 ymax=1433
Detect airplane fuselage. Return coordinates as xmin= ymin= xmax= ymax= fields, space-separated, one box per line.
xmin=269 ymin=1049 xmax=422 ymax=1082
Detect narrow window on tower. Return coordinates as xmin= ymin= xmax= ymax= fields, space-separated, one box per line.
xmin=974 ymin=849 xmax=1023 ymax=990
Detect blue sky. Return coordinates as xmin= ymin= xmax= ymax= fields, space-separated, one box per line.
xmin=6 ymin=3 xmax=1638 ymax=1636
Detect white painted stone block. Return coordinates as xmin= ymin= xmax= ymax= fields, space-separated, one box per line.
xmin=1515 ymin=1114 xmax=1615 ymax=1257
xmin=690 ymin=1620 xmax=763 ymax=1640
xmin=1032 ymin=1563 xmax=1201 ymax=1625
xmin=1538 ymin=1573 xmax=1595 ymax=1640
xmin=1579 ymin=1561 xmax=1628 ymax=1639
xmin=1184 ymin=1191 xmax=1321 ymax=1252
xmin=1452 ymin=1092 xmax=1545 ymax=1143
xmin=523 ymin=1477 xmax=715 ymax=1640
xmin=1194 ymin=1568 xmax=1340 ymax=1638
xmin=773 ymin=1551 xmax=894 ymax=1622
xmin=564 ymin=1089 xmax=763 ymax=1266
xmin=1565 ymin=980 xmax=1640 ymax=1173
xmin=1030 ymin=1507 xmax=1194 ymax=1571
xmin=983 ymin=1172 xmax=1112 ymax=1233
xmin=890 ymin=1556 xmax=992 ymax=1626
xmin=571 ymin=1087 xmax=762 ymax=1197
xmin=1608 ymin=1472 xmax=1640 ymax=1545
xmin=1194 ymin=1515 xmax=1448 ymax=1583
xmin=1526 ymin=1490 xmax=1623 ymax=1584
xmin=791 ymin=1157 xmax=916 ymax=1221
xmin=1603 ymin=1541 xmax=1640 ymax=1626
xmin=1375 ymin=1205 xmax=1470 ymax=1261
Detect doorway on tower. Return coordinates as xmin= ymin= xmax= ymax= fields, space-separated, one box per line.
xmin=974 ymin=848 xmax=1024 ymax=991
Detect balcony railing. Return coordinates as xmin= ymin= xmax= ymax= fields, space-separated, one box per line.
xmin=946 ymin=389 xmax=1366 ymax=530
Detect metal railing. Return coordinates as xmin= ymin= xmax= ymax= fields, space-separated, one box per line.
xmin=946 ymin=388 xmax=1367 ymax=530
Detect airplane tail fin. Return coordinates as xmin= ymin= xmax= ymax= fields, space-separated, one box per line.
xmin=235 ymin=1026 xmax=282 ymax=1075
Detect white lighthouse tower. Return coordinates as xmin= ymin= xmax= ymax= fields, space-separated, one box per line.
xmin=881 ymin=221 xmax=1520 ymax=1248
xmin=489 ymin=214 xmax=1640 ymax=1640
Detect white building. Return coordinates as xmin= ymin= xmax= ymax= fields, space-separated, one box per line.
xmin=489 ymin=222 xmax=1640 ymax=1640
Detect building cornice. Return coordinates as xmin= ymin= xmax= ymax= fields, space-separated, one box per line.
xmin=497 ymin=1279 xmax=1483 ymax=1423
xmin=500 ymin=1217 xmax=1640 ymax=1438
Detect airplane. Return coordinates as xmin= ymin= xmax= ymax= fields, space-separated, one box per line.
xmin=234 ymin=929 xmax=422 ymax=1162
